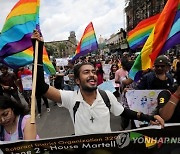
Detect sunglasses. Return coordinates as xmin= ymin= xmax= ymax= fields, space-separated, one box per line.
xmin=155 ymin=65 xmax=166 ymax=68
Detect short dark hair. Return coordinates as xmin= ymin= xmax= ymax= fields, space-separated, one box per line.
xmin=0 ymin=65 xmax=8 ymax=70
xmin=74 ymin=62 xmax=94 ymax=80
xmin=0 ymin=96 xmax=29 ymax=116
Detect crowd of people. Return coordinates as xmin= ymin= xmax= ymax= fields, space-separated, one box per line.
xmin=0 ymin=30 xmax=179 ymax=142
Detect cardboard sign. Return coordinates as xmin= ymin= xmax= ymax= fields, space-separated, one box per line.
xmin=21 ymin=74 xmax=50 ymax=90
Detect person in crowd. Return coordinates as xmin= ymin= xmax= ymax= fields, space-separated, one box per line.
xmin=36 ymin=95 xmax=50 ymax=118
xmin=0 ymin=65 xmax=21 ymax=104
xmin=109 ymin=64 xmax=120 ymax=98
xmin=157 ymin=85 xmax=180 ymax=123
xmin=174 ymin=58 xmax=180 ymax=85
xmin=172 ymin=54 xmax=180 ymax=73
xmin=109 ymin=64 xmax=119 ymax=80
xmin=31 ymin=30 xmax=164 ymax=136
xmin=54 ymin=66 xmax=64 ymax=90
xmin=17 ymin=67 xmax=32 ymax=107
xmin=63 ymin=60 xmax=76 ymax=91
xmin=0 ymin=85 xmax=3 ymax=96
xmin=115 ymin=59 xmax=129 ymax=94
xmin=136 ymin=55 xmax=174 ymax=90
xmin=0 ymin=96 xmax=38 ymax=141
xmin=95 ymin=62 xmax=104 ymax=85
xmin=52 ymin=59 xmax=56 ymax=69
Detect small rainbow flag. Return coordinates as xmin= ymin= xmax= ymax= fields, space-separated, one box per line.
xmin=0 ymin=0 xmax=55 ymax=74
xmin=129 ymin=0 xmax=180 ymax=81
xmin=127 ymin=14 xmax=160 ymax=50
xmin=72 ymin=22 xmax=98 ymax=61
xmin=3 ymin=47 xmax=56 ymax=75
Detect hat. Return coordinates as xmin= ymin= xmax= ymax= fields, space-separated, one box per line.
xmin=154 ymin=55 xmax=169 ymax=65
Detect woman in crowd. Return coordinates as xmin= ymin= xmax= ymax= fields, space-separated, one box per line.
xmin=0 ymin=96 xmax=38 ymax=141
xmin=95 ymin=62 xmax=104 ymax=85
xmin=109 ymin=64 xmax=120 ymax=98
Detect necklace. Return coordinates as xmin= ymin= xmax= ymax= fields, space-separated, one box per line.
xmin=90 ymin=116 xmax=95 ymax=123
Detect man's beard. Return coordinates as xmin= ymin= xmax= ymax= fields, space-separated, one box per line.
xmin=81 ymin=84 xmax=97 ymax=92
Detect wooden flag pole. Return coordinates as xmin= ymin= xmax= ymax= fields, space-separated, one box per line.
xmin=30 ymin=40 xmax=39 ymax=124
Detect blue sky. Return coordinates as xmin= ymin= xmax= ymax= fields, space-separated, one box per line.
xmin=0 ymin=0 xmax=126 ymax=42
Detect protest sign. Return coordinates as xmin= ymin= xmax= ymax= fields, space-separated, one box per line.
xmin=56 ymin=58 xmax=68 ymax=66
xmin=21 ymin=75 xmax=50 ymax=90
xmin=126 ymin=90 xmax=162 ymax=127
xmin=102 ymin=64 xmax=111 ymax=80
xmin=98 ymin=80 xmax=116 ymax=93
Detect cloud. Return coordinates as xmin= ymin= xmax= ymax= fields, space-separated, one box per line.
xmin=0 ymin=0 xmax=125 ymax=42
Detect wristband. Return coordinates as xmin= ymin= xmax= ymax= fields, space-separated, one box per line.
xmin=172 ymin=93 xmax=180 ymax=100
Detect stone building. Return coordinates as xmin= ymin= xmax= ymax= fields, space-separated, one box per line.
xmin=105 ymin=28 xmax=128 ymax=54
xmin=45 ymin=31 xmax=77 ymax=58
xmin=125 ymin=0 xmax=167 ymax=31
xmin=125 ymin=0 xmax=180 ymax=55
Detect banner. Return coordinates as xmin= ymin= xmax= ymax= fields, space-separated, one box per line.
xmin=0 ymin=124 xmax=180 ymax=154
xmin=126 ymin=90 xmax=162 ymax=127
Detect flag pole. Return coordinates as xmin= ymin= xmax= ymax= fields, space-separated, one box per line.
xmin=30 ymin=40 xmax=39 ymax=124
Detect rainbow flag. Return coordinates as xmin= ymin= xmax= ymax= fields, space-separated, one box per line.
xmin=127 ymin=14 xmax=160 ymax=50
xmin=72 ymin=22 xmax=98 ymax=61
xmin=161 ymin=2 xmax=180 ymax=54
xmin=129 ymin=0 xmax=180 ymax=81
xmin=3 ymin=47 xmax=55 ymax=75
xmin=0 ymin=0 xmax=55 ymax=74
xmin=0 ymin=0 xmax=40 ymax=57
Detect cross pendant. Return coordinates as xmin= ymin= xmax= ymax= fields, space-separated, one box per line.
xmin=90 ymin=116 xmax=95 ymax=123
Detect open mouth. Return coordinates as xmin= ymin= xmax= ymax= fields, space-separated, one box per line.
xmin=87 ymin=79 xmax=97 ymax=85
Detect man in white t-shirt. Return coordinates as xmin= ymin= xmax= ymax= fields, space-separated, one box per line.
xmin=32 ymin=30 xmax=164 ymax=136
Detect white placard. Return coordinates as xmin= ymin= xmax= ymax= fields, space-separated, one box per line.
xmin=21 ymin=75 xmax=50 ymax=90
xmin=102 ymin=64 xmax=111 ymax=80
xmin=126 ymin=90 xmax=162 ymax=127
xmin=56 ymin=58 xmax=68 ymax=66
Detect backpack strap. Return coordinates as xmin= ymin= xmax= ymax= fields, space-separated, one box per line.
xmin=73 ymin=101 xmax=80 ymax=123
xmin=0 ymin=125 xmax=4 ymax=141
xmin=18 ymin=115 xmax=24 ymax=140
xmin=73 ymin=90 xmax=111 ymax=123
xmin=98 ymin=89 xmax=111 ymax=111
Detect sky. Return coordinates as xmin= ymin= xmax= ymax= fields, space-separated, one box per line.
xmin=0 ymin=0 xmax=126 ymax=42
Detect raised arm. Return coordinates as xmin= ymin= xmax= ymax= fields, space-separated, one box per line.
xmin=31 ymin=30 xmax=62 ymax=103
xmin=158 ymin=86 xmax=180 ymax=121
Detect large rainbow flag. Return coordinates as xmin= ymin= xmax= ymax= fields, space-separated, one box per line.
xmin=127 ymin=14 xmax=160 ymax=50
xmin=0 ymin=0 xmax=55 ymax=74
xmin=129 ymin=0 xmax=180 ymax=81
xmin=72 ymin=22 xmax=98 ymax=61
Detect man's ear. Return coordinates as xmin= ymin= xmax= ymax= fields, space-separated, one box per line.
xmin=75 ymin=78 xmax=80 ymax=85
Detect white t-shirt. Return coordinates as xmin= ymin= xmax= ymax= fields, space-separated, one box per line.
xmin=58 ymin=89 xmax=124 ymax=135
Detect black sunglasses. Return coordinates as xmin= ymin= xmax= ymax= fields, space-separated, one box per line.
xmin=155 ymin=65 xmax=166 ymax=68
